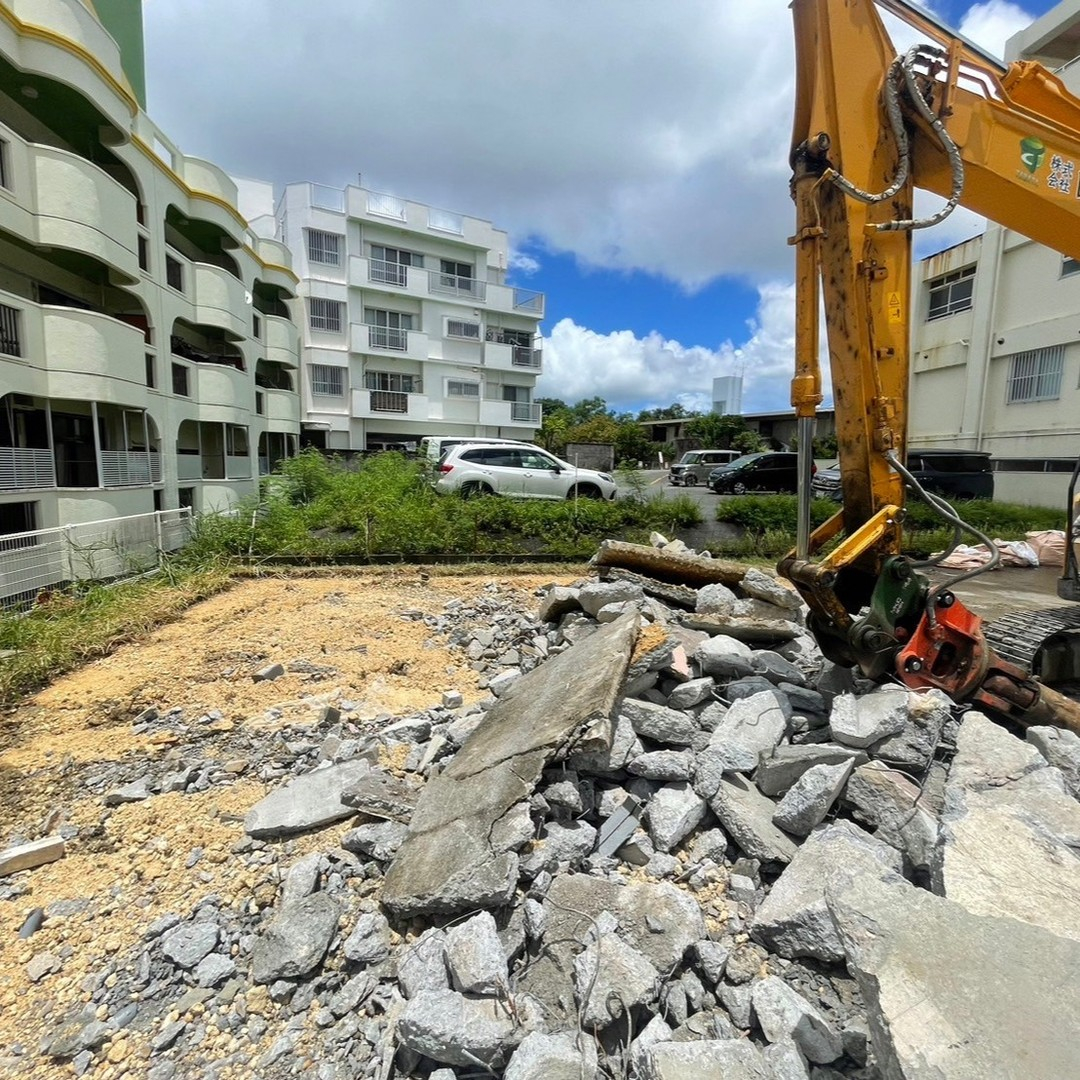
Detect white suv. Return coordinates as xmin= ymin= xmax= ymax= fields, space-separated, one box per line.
xmin=434 ymin=444 xmax=618 ymax=500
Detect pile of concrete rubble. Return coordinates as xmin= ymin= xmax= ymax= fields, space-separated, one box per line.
xmin=21 ymin=537 xmax=1080 ymax=1079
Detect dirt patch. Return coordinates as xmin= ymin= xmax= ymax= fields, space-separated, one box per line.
xmin=0 ymin=570 xmax=577 ymax=1076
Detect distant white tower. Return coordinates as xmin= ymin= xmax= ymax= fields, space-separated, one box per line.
xmin=712 ymin=375 xmax=744 ymax=416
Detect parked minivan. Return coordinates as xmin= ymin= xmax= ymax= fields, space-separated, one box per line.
xmin=669 ymin=449 xmax=741 ymax=486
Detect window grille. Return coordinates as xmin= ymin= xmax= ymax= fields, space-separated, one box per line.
xmin=310 ymin=364 xmax=344 ymax=396
xmin=308 ymin=298 xmax=344 ymax=333
xmin=447 ymin=380 xmax=480 ymax=397
xmin=306 ymin=229 xmax=342 ymax=267
xmin=364 ymin=371 xmax=418 ymax=393
xmin=0 ymin=303 xmax=20 ymax=356
xmin=1007 ymin=345 xmax=1064 ymax=403
xmin=447 ymin=320 xmax=480 ymax=340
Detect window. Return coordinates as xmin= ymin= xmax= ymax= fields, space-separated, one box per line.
xmin=439 ymin=259 xmax=473 ymax=290
xmin=369 ymin=245 xmax=422 ymax=286
xmin=310 ymin=364 xmax=344 ymax=396
xmin=447 ymin=379 xmax=479 ymax=397
xmin=1064 ymin=257 xmax=1080 ymax=277
xmin=226 ymin=425 xmax=249 ymax=456
xmin=145 ymin=354 xmax=156 ymax=389
xmin=171 ymin=363 xmax=189 ymax=396
xmin=446 ymin=319 xmax=480 ymax=340
xmin=927 ymin=266 xmax=974 ymax=320
xmin=1007 ymin=345 xmax=1065 ymax=403
xmin=252 ymin=313 xmax=262 ymax=340
xmin=364 ymin=371 xmax=418 ymax=393
xmin=165 ymin=254 xmax=183 ymax=292
xmin=255 ymin=391 xmax=264 ymax=415
xmin=0 ymin=302 xmax=21 ymax=356
xmin=0 ymin=139 xmax=9 ymax=191
xmin=365 ymin=308 xmax=413 ymax=350
xmin=308 ymin=297 xmax=344 ymax=333
xmin=306 ymin=229 xmax=342 ymax=267
xmin=138 ymin=235 xmax=149 ymax=272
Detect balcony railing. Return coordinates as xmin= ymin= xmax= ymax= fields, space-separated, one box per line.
xmin=429 ymin=272 xmax=487 ymax=301
xmin=513 ymin=288 xmax=544 ymax=313
xmin=0 ymin=302 xmax=21 ymax=356
xmin=428 ymin=208 xmax=464 ymax=235
xmin=369 ymin=390 xmax=409 ymax=413
xmin=311 ymin=184 xmax=345 ymax=212
xmin=367 ymin=192 xmax=407 ymax=220
xmin=0 ymin=448 xmax=55 ymax=490
xmin=368 ymin=325 xmax=409 ymax=351
xmin=369 ymin=259 xmax=408 ymax=287
xmin=510 ymin=402 xmax=542 ymax=423
xmin=100 ymin=451 xmax=161 ymax=488
xmin=512 ymin=346 xmax=542 ymax=369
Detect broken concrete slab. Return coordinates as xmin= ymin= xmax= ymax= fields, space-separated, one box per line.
xmin=621 ymin=698 xmax=697 ymax=745
xmin=647 ymin=782 xmax=707 ymax=852
xmin=772 ymin=760 xmax=854 ymax=837
xmin=935 ymin=712 xmax=1080 ymax=942
xmin=843 ymin=761 xmax=937 ymax=871
xmin=592 ymin=539 xmax=747 ymax=588
xmin=697 ymin=689 xmax=791 ymax=780
xmin=756 ymin=744 xmax=866 ymax=798
xmin=692 ymin=635 xmax=755 ymax=679
xmin=1027 ymin=724 xmax=1080 ymax=799
xmin=340 ymin=769 xmax=421 ymax=822
xmin=750 ymin=821 xmax=902 ymax=962
xmin=868 ymin=689 xmax=951 ymax=770
xmin=708 ymin=774 xmax=799 ymax=864
xmin=638 ymin=1039 xmax=769 ymax=1079
xmin=444 ymin=911 xmax=507 ymax=996
xmin=828 ymin=689 xmax=909 ymax=749
xmin=381 ymin=613 xmax=639 ymax=917
xmin=578 ymin=580 xmax=644 ymax=618
xmin=574 ymin=933 xmax=659 ymax=1028
xmin=250 ymin=894 xmax=341 ymax=984
xmin=750 ymin=976 xmax=842 ymax=1064
xmin=397 ymin=988 xmax=546 ymax=1069
xmin=0 ymin=836 xmax=65 ymax=878
xmin=537 ymin=586 xmax=582 ymax=624
xmin=244 ymin=759 xmax=374 ymax=839
xmin=680 ymin=613 xmax=802 ymax=644
xmin=503 ymin=1031 xmax=598 ymax=1080
xmin=827 ymin=871 xmax=1080 ymax=1080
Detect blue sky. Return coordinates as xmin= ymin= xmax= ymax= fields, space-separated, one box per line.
xmin=144 ymin=0 xmax=1065 ymax=417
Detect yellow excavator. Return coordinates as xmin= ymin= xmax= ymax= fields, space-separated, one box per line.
xmin=781 ymin=0 xmax=1080 ymax=731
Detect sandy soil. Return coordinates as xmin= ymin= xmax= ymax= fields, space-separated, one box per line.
xmin=0 ymin=570 xmax=575 ymax=1078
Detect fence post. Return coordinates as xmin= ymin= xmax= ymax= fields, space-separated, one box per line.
xmin=155 ymin=510 xmax=164 ymax=563
xmin=64 ymin=525 xmax=75 ymax=585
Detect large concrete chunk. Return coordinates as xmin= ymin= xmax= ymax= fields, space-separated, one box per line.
xmin=827 ymin=871 xmax=1080 ymax=1080
xmin=693 ymin=635 xmax=755 ymax=679
xmin=869 ymin=689 xmax=952 ymax=770
xmin=397 ymin=988 xmax=545 ymax=1069
xmin=251 ymin=894 xmax=341 ymax=984
xmin=829 ymin=689 xmax=909 ymax=749
xmin=751 ymin=821 xmax=902 ymax=961
xmin=503 ymin=1031 xmax=598 ymax=1080
xmin=621 ymin=698 xmax=697 ymax=745
xmin=844 ymin=761 xmax=936 ymax=871
xmin=382 ymin=613 xmax=639 ymax=916
xmin=750 ymin=976 xmax=842 ymax=1063
xmin=708 ymin=774 xmax=799 ymax=864
xmin=573 ymin=934 xmax=659 ymax=1028
xmin=638 ymin=1039 xmax=769 ymax=1079
xmin=756 ymin=744 xmax=866 ymax=798
xmin=647 ymin=782 xmax=707 ymax=852
xmin=244 ymin=760 xmax=374 ymax=838
xmin=699 ymin=690 xmax=790 ymax=777
xmin=936 ymin=712 xmax=1080 ymax=942
xmin=772 ymin=760 xmax=854 ymax=837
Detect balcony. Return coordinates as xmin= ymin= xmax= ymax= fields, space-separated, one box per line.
xmin=429 ymin=271 xmax=487 ymax=302
xmin=12 ymin=0 xmax=126 ymax=88
xmin=352 ymin=389 xmax=431 ymax=421
xmin=262 ymin=388 xmax=298 ymax=424
xmin=193 ymin=263 xmax=248 ymax=338
xmin=193 ymin=363 xmax=249 ymax=409
xmin=479 ymin=400 xmax=542 ymax=427
xmin=352 ymin=323 xmax=429 ymax=362
xmin=100 ymin=451 xmax=161 ymax=488
xmin=43 ymin=307 xmax=145 ymax=391
xmin=264 ymin=314 xmax=299 ymax=367
xmin=483 ymin=340 xmax=542 ymax=374
xmin=485 ymin=282 xmax=545 ymax=319
xmin=0 ymin=447 xmax=55 ymax=491
xmin=33 ymin=146 xmax=139 ymax=279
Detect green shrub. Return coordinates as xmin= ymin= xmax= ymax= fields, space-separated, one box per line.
xmin=715 ymin=495 xmax=838 ymax=533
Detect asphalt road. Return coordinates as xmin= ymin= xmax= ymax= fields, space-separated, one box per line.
xmin=619 ymin=469 xmax=723 ymax=513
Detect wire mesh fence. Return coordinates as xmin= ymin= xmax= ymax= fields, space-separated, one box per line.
xmin=0 ymin=508 xmax=193 ymax=608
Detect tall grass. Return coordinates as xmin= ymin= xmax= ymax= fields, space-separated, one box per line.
xmin=0 ymin=558 xmax=234 ymax=705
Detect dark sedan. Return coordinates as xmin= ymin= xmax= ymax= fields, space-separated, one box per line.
xmin=708 ymin=452 xmax=804 ymax=494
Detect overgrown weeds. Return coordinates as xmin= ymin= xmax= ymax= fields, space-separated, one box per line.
xmin=0 ymin=560 xmax=234 ymax=706
xmin=713 ymin=493 xmax=1066 ymax=558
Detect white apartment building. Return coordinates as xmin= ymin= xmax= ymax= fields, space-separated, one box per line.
xmin=909 ymin=0 xmax=1080 ymax=508
xmin=0 ymin=0 xmax=301 ymax=539
xmin=263 ymin=181 xmax=544 ymax=453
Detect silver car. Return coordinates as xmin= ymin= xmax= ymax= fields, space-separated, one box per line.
xmin=434 ymin=444 xmax=617 ymax=500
